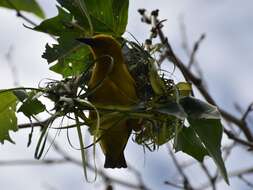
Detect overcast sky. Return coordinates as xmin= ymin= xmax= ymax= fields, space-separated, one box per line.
xmin=1 ymin=1 xmax=253 ymax=190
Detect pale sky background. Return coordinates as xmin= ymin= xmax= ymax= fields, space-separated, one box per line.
xmin=1 ymin=1 xmax=253 ymax=190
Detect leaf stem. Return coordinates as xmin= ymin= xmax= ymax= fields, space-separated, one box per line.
xmin=0 ymin=87 xmax=45 ymax=94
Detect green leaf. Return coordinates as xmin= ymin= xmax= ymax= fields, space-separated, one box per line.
xmin=87 ymin=0 xmax=129 ymax=35
xmin=18 ymin=96 xmax=45 ymax=117
xmin=180 ymin=96 xmax=220 ymax=119
xmin=180 ymin=96 xmax=228 ymax=183
xmin=34 ymin=6 xmax=92 ymax=77
xmin=176 ymin=82 xmax=192 ymax=96
xmin=0 ymin=0 xmax=45 ymax=18
xmin=154 ymin=102 xmax=187 ymax=120
xmin=0 ymin=91 xmax=18 ymax=144
xmin=33 ymin=6 xmax=83 ymax=37
xmin=39 ymin=0 xmax=129 ymax=77
xmin=43 ymin=35 xmax=91 ymax=77
xmin=57 ymin=0 xmax=129 ymax=36
xmin=176 ymin=126 xmax=209 ymax=162
xmin=189 ymin=119 xmax=229 ymax=184
xmin=56 ymin=0 xmax=89 ymax=29
xmin=13 ymin=89 xmax=28 ymax=102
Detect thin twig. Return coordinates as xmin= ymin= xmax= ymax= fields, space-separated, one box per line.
xmin=238 ymin=175 xmax=253 ymax=188
xmin=5 ymin=46 xmax=19 ymax=86
xmin=224 ymin=128 xmax=253 ymax=149
xmin=164 ymin=180 xmax=184 ymax=189
xmin=0 ymin=159 xmax=68 ymax=166
xmin=197 ymin=166 xmax=253 ymax=190
xmin=242 ymin=103 xmax=253 ymax=121
xmin=167 ymin=145 xmax=194 ymax=190
xmin=48 ymin=136 xmax=151 ymax=190
xmin=138 ymin=9 xmax=253 ymax=142
xmin=6 ymin=0 xmax=37 ymax=26
xmin=128 ymin=164 xmax=150 ymax=190
xmin=200 ymin=163 xmax=216 ymax=190
xmin=17 ymin=118 xmax=151 ymax=189
xmin=188 ymin=34 xmax=205 ymax=69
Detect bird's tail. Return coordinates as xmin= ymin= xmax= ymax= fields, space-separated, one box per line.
xmin=104 ymin=152 xmax=127 ymax=168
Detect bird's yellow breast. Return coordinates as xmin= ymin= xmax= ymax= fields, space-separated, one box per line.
xmin=87 ymin=35 xmax=137 ymax=105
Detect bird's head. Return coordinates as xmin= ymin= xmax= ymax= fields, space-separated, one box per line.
xmin=77 ymin=34 xmax=122 ymax=59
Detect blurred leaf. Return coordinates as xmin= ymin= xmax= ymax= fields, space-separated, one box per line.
xmin=57 ymin=0 xmax=129 ymax=36
xmin=18 ymin=93 xmax=45 ymax=117
xmin=0 ymin=91 xmax=18 ymax=144
xmin=175 ymin=126 xmax=208 ymax=162
xmin=176 ymin=82 xmax=192 ymax=96
xmin=0 ymin=0 xmax=45 ymax=18
xmin=189 ymin=118 xmax=229 ymax=184
xmin=180 ymin=96 xmax=220 ymax=119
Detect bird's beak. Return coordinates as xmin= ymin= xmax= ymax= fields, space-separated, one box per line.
xmin=76 ymin=38 xmax=95 ymax=46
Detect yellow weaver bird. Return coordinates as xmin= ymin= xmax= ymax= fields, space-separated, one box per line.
xmin=78 ymin=34 xmax=138 ymax=168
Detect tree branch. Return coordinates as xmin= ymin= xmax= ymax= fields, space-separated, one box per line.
xmin=6 ymin=0 xmax=37 ymax=26
xmin=138 ymin=9 xmax=253 ymax=142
